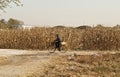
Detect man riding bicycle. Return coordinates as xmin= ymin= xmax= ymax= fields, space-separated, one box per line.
xmin=54 ymin=34 xmax=62 ymax=51
xmin=48 ymin=34 xmax=67 ymax=53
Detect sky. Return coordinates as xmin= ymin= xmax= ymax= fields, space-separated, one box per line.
xmin=1 ymin=0 xmax=120 ymax=27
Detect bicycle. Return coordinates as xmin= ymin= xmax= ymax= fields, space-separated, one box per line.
xmin=48 ymin=41 xmax=68 ymax=53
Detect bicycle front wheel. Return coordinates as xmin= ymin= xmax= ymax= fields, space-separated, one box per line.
xmin=48 ymin=45 xmax=55 ymax=53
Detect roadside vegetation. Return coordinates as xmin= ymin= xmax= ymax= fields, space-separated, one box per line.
xmin=0 ymin=24 xmax=120 ymax=50
xmin=41 ymin=53 xmax=120 ymax=77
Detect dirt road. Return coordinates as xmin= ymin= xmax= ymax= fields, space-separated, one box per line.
xmin=0 ymin=49 xmax=51 ymax=77
xmin=0 ymin=49 xmax=117 ymax=77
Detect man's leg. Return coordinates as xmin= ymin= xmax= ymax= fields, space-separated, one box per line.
xmin=58 ymin=43 xmax=61 ymax=51
xmin=58 ymin=47 xmax=61 ymax=51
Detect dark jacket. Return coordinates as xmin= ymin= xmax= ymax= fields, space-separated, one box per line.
xmin=54 ymin=34 xmax=62 ymax=48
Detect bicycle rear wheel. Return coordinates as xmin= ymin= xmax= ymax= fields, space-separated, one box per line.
xmin=60 ymin=45 xmax=68 ymax=53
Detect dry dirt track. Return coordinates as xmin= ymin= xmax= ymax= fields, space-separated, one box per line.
xmin=0 ymin=49 xmax=117 ymax=77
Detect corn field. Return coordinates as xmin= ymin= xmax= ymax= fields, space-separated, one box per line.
xmin=0 ymin=27 xmax=120 ymax=50
xmin=82 ymin=28 xmax=120 ymax=50
xmin=0 ymin=27 xmax=83 ymax=50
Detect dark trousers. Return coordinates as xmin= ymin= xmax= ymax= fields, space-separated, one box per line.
xmin=55 ymin=42 xmax=61 ymax=51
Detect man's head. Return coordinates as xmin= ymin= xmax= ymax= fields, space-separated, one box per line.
xmin=56 ymin=34 xmax=59 ymax=37
xmin=56 ymin=34 xmax=61 ymax=38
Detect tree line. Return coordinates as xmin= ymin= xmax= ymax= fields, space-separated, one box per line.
xmin=0 ymin=18 xmax=24 ymax=29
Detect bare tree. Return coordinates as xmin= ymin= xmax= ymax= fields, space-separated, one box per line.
xmin=0 ymin=0 xmax=22 ymax=11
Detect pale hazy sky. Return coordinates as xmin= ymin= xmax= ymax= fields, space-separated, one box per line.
xmin=1 ymin=0 xmax=120 ymax=26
